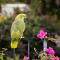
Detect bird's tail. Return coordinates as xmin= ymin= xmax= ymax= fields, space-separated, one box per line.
xmin=11 ymin=39 xmax=19 ymax=48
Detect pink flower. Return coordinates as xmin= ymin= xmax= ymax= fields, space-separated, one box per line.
xmin=23 ymin=56 xmax=29 ymax=60
xmin=46 ymin=47 xmax=55 ymax=55
xmin=46 ymin=48 xmax=49 ymax=53
xmin=49 ymin=49 xmax=55 ymax=55
xmin=49 ymin=47 xmax=55 ymax=55
xmin=37 ymin=30 xmax=47 ymax=39
xmin=54 ymin=56 xmax=59 ymax=60
xmin=48 ymin=47 xmax=53 ymax=50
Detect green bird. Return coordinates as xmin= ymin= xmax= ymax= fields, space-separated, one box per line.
xmin=11 ymin=13 xmax=27 ymax=48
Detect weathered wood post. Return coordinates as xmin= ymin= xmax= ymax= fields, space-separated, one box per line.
xmin=28 ymin=39 xmax=30 ymax=57
xmin=13 ymin=48 xmax=16 ymax=60
xmin=26 ymin=37 xmax=30 ymax=57
xmin=43 ymin=39 xmax=47 ymax=51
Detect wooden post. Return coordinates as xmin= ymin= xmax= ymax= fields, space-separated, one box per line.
xmin=28 ymin=39 xmax=30 ymax=57
xmin=13 ymin=49 xmax=16 ymax=60
xmin=43 ymin=39 xmax=47 ymax=51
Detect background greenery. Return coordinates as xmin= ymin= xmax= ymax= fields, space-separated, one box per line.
xmin=0 ymin=0 xmax=60 ymax=59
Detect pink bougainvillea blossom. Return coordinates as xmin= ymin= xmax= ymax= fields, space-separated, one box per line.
xmin=37 ymin=30 xmax=47 ymax=39
xmin=46 ymin=48 xmax=49 ymax=53
xmin=46 ymin=47 xmax=55 ymax=55
xmin=49 ymin=49 xmax=55 ymax=55
xmin=23 ymin=56 xmax=29 ymax=60
xmin=49 ymin=47 xmax=55 ymax=55
xmin=54 ymin=56 xmax=59 ymax=60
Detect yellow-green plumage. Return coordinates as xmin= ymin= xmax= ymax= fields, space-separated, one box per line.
xmin=11 ymin=13 xmax=26 ymax=48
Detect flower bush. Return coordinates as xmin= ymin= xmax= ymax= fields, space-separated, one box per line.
xmin=38 ymin=47 xmax=59 ymax=60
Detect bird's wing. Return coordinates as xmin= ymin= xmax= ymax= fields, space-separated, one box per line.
xmin=11 ymin=20 xmax=25 ymax=39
